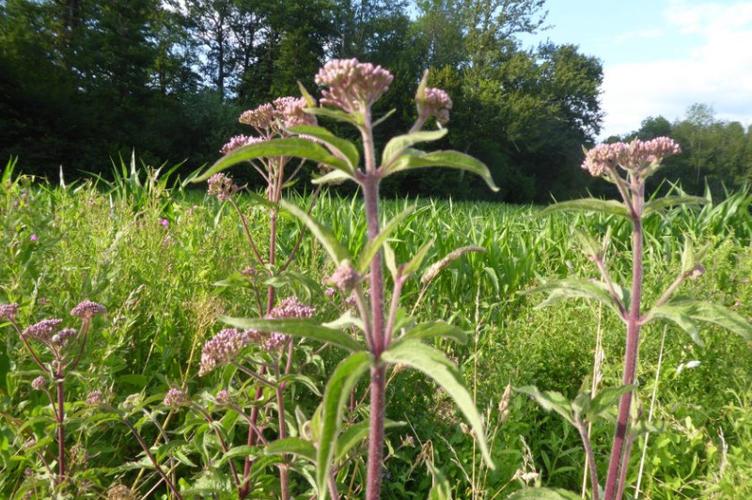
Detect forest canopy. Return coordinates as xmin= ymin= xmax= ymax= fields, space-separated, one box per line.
xmin=1 ymin=0 xmax=750 ymax=201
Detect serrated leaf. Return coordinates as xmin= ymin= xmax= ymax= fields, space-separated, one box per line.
xmin=385 ymin=149 xmax=499 ymax=192
xmin=220 ymin=317 xmax=364 ymax=352
xmin=265 ymin=437 xmax=316 ymax=463
xmin=288 ymin=125 xmax=359 ymax=171
xmin=317 ymin=351 xmax=372 ymax=499
xmin=381 ymin=340 xmax=493 ymax=468
xmin=646 ymin=303 xmax=702 ymax=346
xmin=527 ymin=277 xmax=626 ymax=317
xmin=357 ymin=205 xmax=417 ymax=273
xmin=585 ymin=385 xmax=635 ymax=421
xmin=382 ymin=129 xmax=447 ymax=166
xmin=193 ymin=137 xmax=351 ymax=182
xmin=514 ymin=386 xmax=575 ymax=425
xmin=393 ymin=321 xmax=468 ymax=345
xmin=540 ymin=198 xmax=629 ymax=218
xmin=335 ymin=419 xmax=405 ymax=462
xmin=643 ymin=195 xmax=707 ymax=216
xmin=280 ymin=199 xmax=351 ymax=264
xmin=660 ymin=300 xmax=752 ymax=341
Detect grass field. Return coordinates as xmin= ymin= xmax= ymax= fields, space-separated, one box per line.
xmin=1 ymin=167 xmax=751 ymax=498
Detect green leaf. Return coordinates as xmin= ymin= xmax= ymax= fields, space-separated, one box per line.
xmin=427 ymin=461 xmax=453 ymax=500
xmin=357 ymin=205 xmax=417 ymax=273
xmin=643 ymin=195 xmax=708 ymax=216
xmin=384 ymin=241 xmax=398 ymax=279
xmin=514 ymin=386 xmax=575 ymax=425
xmin=506 ymin=487 xmax=581 ymax=499
xmin=393 ymin=321 xmax=468 ymax=345
xmin=215 ymin=445 xmax=257 ymax=467
xmin=220 ymin=317 xmax=364 ymax=352
xmin=585 ymin=385 xmax=635 ymax=421
xmin=651 ymin=300 xmax=752 ymax=342
xmin=317 ymin=351 xmax=372 ymax=499
xmin=312 ymin=169 xmax=354 ymax=185
xmin=288 ymin=125 xmax=360 ymax=171
xmin=382 ymin=129 xmax=447 ymax=167
xmin=306 ymin=106 xmax=363 ymax=127
xmin=279 ymin=199 xmax=351 ymax=264
xmin=335 ymin=419 xmax=405 ymax=462
xmin=193 ymin=137 xmax=352 ymax=182
xmin=403 ymin=238 xmax=435 ymax=277
xmin=645 ymin=303 xmax=702 ymax=346
xmin=279 ymin=373 xmax=322 ymax=396
xmin=540 ymin=198 xmax=629 ymax=218
xmin=385 ymin=149 xmax=499 ymax=192
xmin=265 ymin=437 xmax=316 ymax=463
xmin=381 ymin=340 xmax=493 ymax=468
xmin=527 ymin=278 xmax=626 ymax=317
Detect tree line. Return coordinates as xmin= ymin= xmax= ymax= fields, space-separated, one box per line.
xmin=1 ymin=1 xmax=748 ymax=201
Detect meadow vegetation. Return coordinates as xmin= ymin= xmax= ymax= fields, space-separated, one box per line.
xmin=1 ymin=155 xmax=751 ymax=497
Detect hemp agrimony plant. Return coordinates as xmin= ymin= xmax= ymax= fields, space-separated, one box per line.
xmin=194 ymin=59 xmax=499 ymax=499
xmin=517 ymin=139 xmax=752 ymax=500
xmin=0 ymin=300 xmax=105 ymax=488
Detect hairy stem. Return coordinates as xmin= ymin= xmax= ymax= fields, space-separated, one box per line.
xmin=604 ymin=209 xmax=643 ymax=499
xmin=55 ymin=368 xmax=65 ymax=486
xmin=361 ymin=107 xmax=388 ymax=499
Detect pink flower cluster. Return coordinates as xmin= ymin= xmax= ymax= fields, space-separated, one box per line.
xmin=215 ymin=389 xmax=231 ymax=405
xmin=582 ymin=137 xmax=681 ymax=177
xmin=220 ymin=134 xmax=264 ymax=155
xmin=207 ymin=173 xmax=240 ymax=201
xmin=86 ymin=390 xmax=104 ymax=405
xmin=419 ymin=87 xmax=453 ymax=125
xmin=326 ymin=262 xmax=359 ymax=292
xmin=31 ymin=376 xmax=46 ymax=391
xmin=52 ymin=328 xmax=77 ymax=347
xmin=238 ymin=97 xmax=314 ymax=134
xmin=265 ymin=297 xmax=316 ymax=350
xmin=22 ymin=318 xmax=63 ymax=342
xmin=198 ymin=328 xmax=261 ymax=376
xmin=315 ymin=58 xmax=394 ymax=112
xmin=163 ymin=387 xmax=190 ymax=407
xmin=0 ymin=303 xmax=19 ymax=320
xmin=70 ymin=300 xmax=106 ymax=319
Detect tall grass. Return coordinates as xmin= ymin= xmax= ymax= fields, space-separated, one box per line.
xmin=1 ymin=164 xmax=751 ymax=497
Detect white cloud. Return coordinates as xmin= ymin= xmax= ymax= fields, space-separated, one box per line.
xmin=600 ymin=0 xmax=752 ymax=137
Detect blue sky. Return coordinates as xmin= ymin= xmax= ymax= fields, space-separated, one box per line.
xmin=520 ymin=0 xmax=752 ymax=138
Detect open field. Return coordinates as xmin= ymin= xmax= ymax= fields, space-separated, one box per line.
xmin=1 ymin=171 xmax=751 ymax=498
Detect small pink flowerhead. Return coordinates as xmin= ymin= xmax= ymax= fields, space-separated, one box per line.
xmin=0 ymin=303 xmax=19 ymax=321
xmin=239 ymin=103 xmax=276 ymax=131
xmin=315 ymin=58 xmax=394 ymax=112
xmin=163 ymin=387 xmax=190 ymax=408
xmin=268 ymin=296 xmax=315 ymax=320
xmin=86 ymin=390 xmax=104 ymax=406
xmin=52 ymin=328 xmax=77 ymax=347
xmin=215 ymin=389 xmax=231 ymax=405
xmin=581 ymin=142 xmax=629 ymax=177
xmin=22 ymin=318 xmax=63 ymax=342
xmin=30 ymin=234 xmax=38 ymax=242
xmin=324 ymin=287 xmax=336 ymax=298
xmin=198 ymin=328 xmax=261 ymax=376
xmin=31 ymin=376 xmax=46 ymax=391
xmin=325 ymin=261 xmax=359 ymax=293
xmin=207 ymin=173 xmax=240 ymax=201
xmin=159 ymin=218 xmax=169 ymax=229
xmin=273 ymin=96 xmax=316 ymax=128
xmin=70 ymin=300 xmax=106 ymax=319
xmin=626 ymin=137 xmax=681 ymax=169
xmin=220 ymin=134 xmax=264 ymax=155
xmin=418 ymin=87 xmax=453 ymax=125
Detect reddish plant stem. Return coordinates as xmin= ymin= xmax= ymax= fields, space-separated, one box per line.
xmin=55 ymin=367 xmax=65 ymax=486
xmin=121 ymin=415 xmax=183 ymax=499
xmin=575 ymin=417 xmax=600 ymax=500
xmin=603 ymin=212 xmax=643 ymax=499
xmin=362 ymin=141 xmax=387 ymax=500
